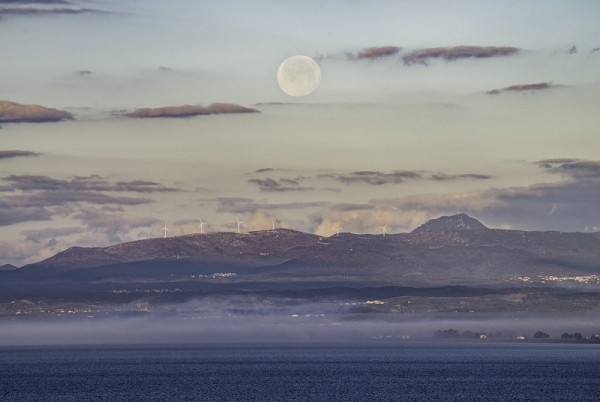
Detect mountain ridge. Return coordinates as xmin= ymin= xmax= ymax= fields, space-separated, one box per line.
xmin=10 ymin=214 xmax=600 ymax=289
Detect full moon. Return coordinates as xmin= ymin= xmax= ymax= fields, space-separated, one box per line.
xmin=277 ymin=55 xmax=321 ymax=97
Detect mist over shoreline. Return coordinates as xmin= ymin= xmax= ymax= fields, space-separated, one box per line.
xmin=2 ymin=308 xmax=600 ymax=346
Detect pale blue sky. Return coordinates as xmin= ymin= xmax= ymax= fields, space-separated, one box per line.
xmin=1 ymin=1 xmax=599 ymax=265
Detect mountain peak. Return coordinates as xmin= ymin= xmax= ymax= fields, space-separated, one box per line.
xmin=412 ymin=213 xmax=488 ymax=233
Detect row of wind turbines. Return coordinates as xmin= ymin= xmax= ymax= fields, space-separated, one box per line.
xmin=161 ymin=219 xmax=389 ymax=238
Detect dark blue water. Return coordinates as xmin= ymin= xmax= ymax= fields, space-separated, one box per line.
xmin=1 ymin=342 xmax=600 ymax=401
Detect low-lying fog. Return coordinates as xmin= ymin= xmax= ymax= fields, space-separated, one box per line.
xmin=2 ymin=297 xmax=600 ymax=345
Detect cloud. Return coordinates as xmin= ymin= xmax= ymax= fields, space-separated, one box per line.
xmin=350 ymin=46 xmax=402 ymax=60
xmin=242 ymin=211 xmax=283 ymax=231
xmin=254 ymin=168 xmax=275 ymax=173
xmin=403 ymin=46 xmax=520 ymax=66
xmin=310 ymin=159 xmax=600 ymax=235
xmin=536 ymin=158 xmax=581 ymax=166
xmin=0 ymin=8 xmax=100 ymax=17
xmin=0 ymin=206 xmax=53 ymax=226
xmin=124 ymin=103 xmax=259 ymax=118
xmin=0 ymin=100 xmax=73 ymax=123
xmin=1 ymin=206 xmax=159 ymax=265
xmin=3 ymin=175 xmax=177 ymax=192
xmin=318 ymin=170 xmax=422 ymax=185
xmin=318 ymin=170 xmax=492 ymax=186
xmin=536 ymin=159 xmax=600 ymax=180
xmin=73 ymin=208 xmax=158 ymax=244
xmin=0 ymin=1 xmax=71 ymax=4
xmin=248 ymin=177 xmax=314 ymax=192
xmin=216 ymin=197 xmax=330 ymax=214
xmin=0 ymin=174 xmax=177 ymax=226
xmin=22 ymin=226 xmax=85 ymax=243
xmin=1 ymin=191 xmax=151 ymax=210
xmin=486 ymin=82 xmax=558 ymax=95
xmin=0 ymin=1 xmax=102 ymax=16
xmin=430 ymin=173 xmax=493 ymax=181
xmin=0 ymin=150 xmax=40 ymax=159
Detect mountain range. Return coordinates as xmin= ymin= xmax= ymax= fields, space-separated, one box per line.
xmin=3 ymin=214 xmax=600 ymax=321
xmin=4 ymin=213 xmax=600 ymax=291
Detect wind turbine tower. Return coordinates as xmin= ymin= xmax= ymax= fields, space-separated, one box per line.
xmin=235 ymin=218 xmax=244 ymax=233
xmin=199 ymin=219 xmax=206 ymax=234
xmin=162 ymin=221 xmax=170 ymax=238
xmin=336 ymin=224 xmax=341 ymax=236
xmin=380 ymin=225 xmax=387 ymax=236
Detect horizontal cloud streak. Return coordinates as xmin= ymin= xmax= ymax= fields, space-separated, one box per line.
xmin=0 ymin=100 xmax=72 ymax=123
xmin=248 ymin=177 xmax=314 ymax=192
xmin=0 ymin=150 xmax=40 ymax=159
xmin=216 ymin=197 xmax=330 ymax=214
xmin=318 ymin=170 xmax=492 ymax=185
xmin=352 ymin=46 xmax=401 ymax=60
xmin=0 ymin=174 xmax=178 ymax=226
xmin=537 ymin=159 xmax=600 ymax=179
xmin=430 ymin=173 xmax=493 ymax=181
xmin=403 ymin=46 xmax=520 ymax=66
xmin=124 ymin=103 xmax=259 ymax=118
xmin=3 ymin=175 xmax=177 ymax=193
xmin=486 ymin=82 xmax=558 ymax=95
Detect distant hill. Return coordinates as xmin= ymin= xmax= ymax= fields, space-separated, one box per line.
xmin=4 ymin=214 xmax=600 ymax=293
xmin=0 ymin=264 xmax=18 ymax=271
xmin=412 ymin=213 xmax=488 ymax=233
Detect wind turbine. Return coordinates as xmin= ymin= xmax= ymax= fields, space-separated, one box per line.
xmin=162 ymin=221 xmax=170 ymax=238
xmin=272 ymin=218 xmax=278 ymax=230
xmin=380 ymin=224 xmax=387 ymax=236
xmin=335 ymin=224 xmax=341 ymax=236
xmin=199 ymin=219 xmax=206 ymax=234
xmin=235 ymin=218 xmax=244 ymax=233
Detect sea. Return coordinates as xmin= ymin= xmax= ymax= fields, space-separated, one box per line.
xmin=1 ymin=342 xmax=600 ymax=401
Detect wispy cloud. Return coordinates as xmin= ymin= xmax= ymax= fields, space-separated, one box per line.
xmin=403 ymin=46 xmax=520 ymax=66
xmin=318 ymin=170 xmax=491 ymax=185
xmin=22 ymin=226 xmax=85 ymax=244
xmin=430 ymin=173 xmax=493 ymax=181
xmin=216 ymin=197 xmax=330 ymax=214
xmin=350 ymin=46 xmax=402 ymax=60
xmin=318 ymin=170 xmax=422 ymax=185
xmin=0 ymin=174 xmax=178 ymax=226
xmin=0 ymin=205 xmax=53 ymax=226
xmin=486 ymin=82 xmax=559 ymax=95
xmin=537 ymin=159 xmax=600 ymax=180
xmin=1 ymin=191 xmax=151 ymax=209
xmin=0 ymin=1 xmax=71 ymax=3
xmin=0 ymin=150 xmax=40 ymax=159
xmin=124 ymin=103 xmax=259 ymax=118
xmin=3 ymin=175 xmax=177 ymax=193
xmin=73 ymin=208 xmax=158 ymax=244
xmin=0 ymin=100 xmax=72 ymax=123
xmin=248 ymin=177 xmax=314 ymax=192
